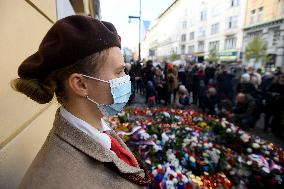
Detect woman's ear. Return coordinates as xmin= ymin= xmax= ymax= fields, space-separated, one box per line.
xmin=67 ymin=73 xmax=88 ymax=97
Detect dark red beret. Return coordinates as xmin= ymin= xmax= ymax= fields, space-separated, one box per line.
xmin=18 ymin=15 xmax=121 ymax=80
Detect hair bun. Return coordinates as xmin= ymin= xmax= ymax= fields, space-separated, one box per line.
xmin=11 ymin=78 xmax=55 ymax=104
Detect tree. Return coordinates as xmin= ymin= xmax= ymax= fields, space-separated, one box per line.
xmin=245 ymin=36 xmax=268 ymax=64
xmin=207 ymin=48 xmax=220 ymax=63
xmin=170 ymin=53 xmax=179 ymax=61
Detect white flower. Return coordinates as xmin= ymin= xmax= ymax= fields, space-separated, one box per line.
xmin=208 ymin=143 xmax=213 ymax=148
xmin=173 ymin=178 xmax=178 ymax=184
xmin=240 ymin=133 xmax=250 ymax=143
xmin=252 ymin=143 xmax=260 ymax=149
xmin=162 ymin=132 xmax=169 ymax=142
xmin=247 ymin=160 xmax=253 ymax=165
xmin=226 ymin=128 xmax=232 ymax=133
xmin=163 ymin=112 xmax=170 ymax=118
xmin=274 ymin=157 xmax=279 ymax=162
xmin=189 ymin=156 xmax=196 ymax=162
xmin=230 ymin=124 xmax=237 ymax=133
xmin=247 ymin=148 xmax=253 ymax=153
xmin=262 ymin=167 xmax=270 ymax=174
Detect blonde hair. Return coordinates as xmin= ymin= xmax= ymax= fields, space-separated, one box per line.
xmin=11 ymin=50 xmax=109 ymax=104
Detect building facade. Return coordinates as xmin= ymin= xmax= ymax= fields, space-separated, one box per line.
xmin=243 ymin=0 xmax=284 ymax=68
xmin=144 ymin=0 xmax=248 ymax=63
xmin=143 ymin=0 xmax=186 ymax=61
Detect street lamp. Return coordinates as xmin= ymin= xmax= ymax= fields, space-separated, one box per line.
xmin=128 ymin=0 xmax=141 ymax=61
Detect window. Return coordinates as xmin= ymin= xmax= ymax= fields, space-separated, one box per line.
xmin=198 ymin=27 xmax=206 ymax=37
xmin=247 ymin=31 xmax=262 ymax=40
xmin=182 ymin=21 xmax=187 ymax=29
xmin=181 ymin=34 xmax=187 ymax=42
xmin=282 ymin=0 xmax=284 ymax=14
xmin=211 ymin=23 xmax=220 ymax=34
xmin=227 ymin=16 xmax=238 ymax=29
xmin=231 ymin=0 xmax=239 ymax=7
xmin=190 ymin=32 xmax=195 ymax=40
xmin=250 ymin=10 xmax=256 ymax=24
xmin=225 ymin=37 xmax=237 ymax=49
xmin=272 ymin=27 xmax=280 ymax=46
xmin=188 ymin=45 xmax=195 ymax=54
xmin=209 ymin=41 xmax=220 ymax=50
xmin=258 ymin=7 xmax=263 ymax=22
xmin=198 ymin=41 xmax=205 ymax=52
xmin=201 ymin=10 xmax=207 ymax=21
xmin=181 ymin=45 xmax=186 ymax=54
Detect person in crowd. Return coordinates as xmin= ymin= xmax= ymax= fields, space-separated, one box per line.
xmin=230 ymin=93 xmax=258 ymax=129
xmin=191 ymin=65 xmax=201 ymax=104
xmin=237 ymin=73 xmax=259 ymax=99
xmin=204 ymin=62 xmax=216 ymax=85
xmin=200 ymin=87 xmax=219 ymax=115
xmin=218 ymin=95 xmax=233 ymax=118
xmin=178 ymin=64 xmax=187 ymax=86
xmin=265 ymin=74 xmax=284 ymax=138
xmin=174 ymin=85 xmax=190 ymax=108
xmin=146 ymin=80 xmax=157 ymax=107
xmin=154 ymin=67 xmax=165 ymax=104
xmin=166 ymin=67 xmax=178 ymax=105
xmin=216 ymin=65 xmax=234 ymax=102
xmin=261 ymin=71 xmax=275 ymax=132
xmin=131 ymin=61 xmax=144 ymax=95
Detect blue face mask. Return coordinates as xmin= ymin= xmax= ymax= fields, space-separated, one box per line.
xmin=81 ymin=74 xmax=131 ymax=117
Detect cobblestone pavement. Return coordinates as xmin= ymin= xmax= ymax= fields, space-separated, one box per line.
xmin=127 ymin=93 xmax=284 ymax=148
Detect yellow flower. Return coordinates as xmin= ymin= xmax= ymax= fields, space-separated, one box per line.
xmin=198 ymin=122 xmax=208 ymax=128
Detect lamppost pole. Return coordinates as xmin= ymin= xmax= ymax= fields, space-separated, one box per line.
xmin=138 ymin=0 xmax=141 ymax=62
xmin=128 ymin=0 xmax=142 ymax=62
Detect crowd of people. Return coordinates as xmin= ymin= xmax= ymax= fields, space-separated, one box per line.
xmin=126 ymin=60 xmax=284 ymax=140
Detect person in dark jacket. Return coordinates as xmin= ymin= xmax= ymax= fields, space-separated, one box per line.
xmin=266 ymin=74 xmax=284 ymax=138
xmin=231 ymin=93 xmax=257 ymax=129
xmin=216 ymin=66 xmax=234 ymax=102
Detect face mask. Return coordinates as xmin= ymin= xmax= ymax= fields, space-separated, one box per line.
xmin=81 ymin=74 xmax=131 ymax=117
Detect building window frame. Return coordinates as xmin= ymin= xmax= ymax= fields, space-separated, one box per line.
xmin=231 ymin=0 xmax=240 ymax=7
xmin=225 ymin=36 xmax=237 ymax=49
xmin=227 ymin=16 xmax=238 ymax=29
xmin=211 ymin=23 xmax=220 ymax=34
xmin=282 ymin=0 xmax=284 ymax=14
xmin=198 ymin=41 xmax=205 ymax=52
xmin=181 ymin=34 xmax=187 ymax=42
xmin=182 ymin=21 xmax=187 ymax=29
xmin=250 ymin=9 xmax=256 ymax=24
xmin=258 ymin=7 xmax=263 ymax=22
xmin=188 ymin=45 xmax=195 ymax=54
xmin=190 ymin=32 xmax=195 ymax=40
xmin=200 ymin=10 xmax=207 ymax=21
xmin=181 ymin=45 xmax=186 ymax=54
xmin=209 ymin=41 xmax=220 ymax=50
xmin=198 ymin=27 xmax=206 ymax=37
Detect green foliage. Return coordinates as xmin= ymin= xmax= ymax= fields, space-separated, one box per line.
xmin=207 ymin=48 xmax=220 ymax=63
xmin=170 ymin=53 xmax=180 ymax=61
xmin=245 ymin=36 xmax=267 ymax=63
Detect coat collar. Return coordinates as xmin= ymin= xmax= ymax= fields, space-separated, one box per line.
xmin=52 ymin=108 xmax=144 ymax=175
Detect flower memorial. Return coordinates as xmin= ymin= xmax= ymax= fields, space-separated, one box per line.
xmin=109 ymin=107 xmax=284 ymax=189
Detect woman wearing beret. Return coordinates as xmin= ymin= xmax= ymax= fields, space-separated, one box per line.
xmin=12 ymin=15 xmax=152 ymax=189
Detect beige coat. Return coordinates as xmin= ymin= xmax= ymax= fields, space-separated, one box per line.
xmin=19 ymin=109 xmax=147 ymax=189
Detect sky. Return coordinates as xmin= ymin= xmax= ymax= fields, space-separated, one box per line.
xmin=100 ymin=0 xmax=175 ymax=49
